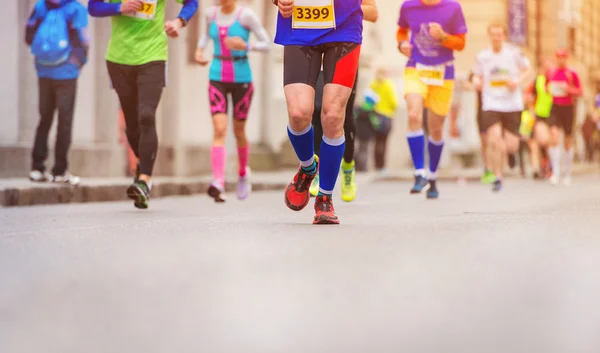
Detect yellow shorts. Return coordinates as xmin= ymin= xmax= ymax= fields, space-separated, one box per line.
xmin=404 ymin=67 xmax=455 ymax=117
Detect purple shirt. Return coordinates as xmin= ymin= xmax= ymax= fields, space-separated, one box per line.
xmin=398 ymin=0 xmax=467 ymax=77
xmin=595 ymin=94 xmax=600 ymax=108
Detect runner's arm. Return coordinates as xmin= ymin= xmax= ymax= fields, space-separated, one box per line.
xmin=361 ymin=0 xmax=378 ymax=23
xmin=440 ymin=34 xmax=466 ymax=51
xmin=396 ymin=27 xmax=409 ymax=43
xmin=88 ymin=0 xmax=121 ymax=17
xmin=196 ymin=10 xmax=213 ymax=49
xmin=25 ymin=6 xmax=41 ymax=46
xmin=517 ymin=54 xmax=533 ymax=87
xmin=177 ymin=0 xmax=198 ymax=25
xmin=567 ymin=72 xmax=583 ymax=97
xmin=242 ymin=9 xmax=271 ymax=52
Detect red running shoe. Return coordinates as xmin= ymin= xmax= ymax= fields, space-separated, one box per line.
xmin=284 ymin=159 xmax=318 ymax=211
xmin=313 ymin=194 xmax=339 ymax=225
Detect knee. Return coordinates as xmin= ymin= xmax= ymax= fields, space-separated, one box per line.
xmin=139 ymin=110 xmax=156 ymax=129
xmin=214 ymin=125 xmax=227 ymax=139
xmin=321 ymin=106 xmax=345 ymax=137
xmin=288 ymin=105 xmax=313 ymax=131
xmin=233 ymin=126 xmax=246 ymax=139
xmin=407 ymin=110 xmax=422 ymax=127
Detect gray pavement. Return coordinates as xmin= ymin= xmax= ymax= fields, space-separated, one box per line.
xmin=1 ymin=176 xmax=600 ymax=353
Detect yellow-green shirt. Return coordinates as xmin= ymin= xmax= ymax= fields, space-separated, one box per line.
xmin=370 ymin=79 xmax=398 ymax=118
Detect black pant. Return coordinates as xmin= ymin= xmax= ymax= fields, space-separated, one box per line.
xmin=32 ymin=78 xmax=77 ymax=176
xmin=313 ymin=71 xmax=358 ymax=164
xmin=107 ymin=61 xmax=165 ymax=176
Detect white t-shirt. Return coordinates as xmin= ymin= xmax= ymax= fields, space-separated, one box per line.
xmin=473 ymin=44 xmax=530 ymax=112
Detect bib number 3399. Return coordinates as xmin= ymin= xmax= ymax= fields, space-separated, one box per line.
xmin=292 ymin=0 xmax=336 ymax=29
xmin=123 ymin=0 xmax=157 ymax=20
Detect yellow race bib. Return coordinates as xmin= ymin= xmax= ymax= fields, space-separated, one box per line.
xmin=292 ymin=0 xmax=336 ymax=29
xmin=490 ymin=80 xmax=508 ymax=87
xmin=123 ymin=0 xmax=157 ymax=20
xmin=416 ymin=63 xmax=445 ymax=86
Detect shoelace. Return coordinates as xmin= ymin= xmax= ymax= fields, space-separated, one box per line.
xmin=316 ymin=197 xmax=334 ymax=213
xmin=343 ymin=171 xmax=352 ymax=186
xmin=295 ymin=170 xmax=314 ymax=192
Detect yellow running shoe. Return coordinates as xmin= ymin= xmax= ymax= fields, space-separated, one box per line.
xmin=341 ymin=160 xmax=357 ymax=202
xmin=309 ymin=155 xmax=320 ymax=197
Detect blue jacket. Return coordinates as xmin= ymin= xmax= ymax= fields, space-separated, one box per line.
xmin=26 ymin=0 xmax=89 ymax=80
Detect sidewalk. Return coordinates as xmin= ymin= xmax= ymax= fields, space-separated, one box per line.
xmin=1 ymin=164 xmax=598 ymax=207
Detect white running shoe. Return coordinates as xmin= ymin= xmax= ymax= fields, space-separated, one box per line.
xmin=53 ymin=172 xmax=81 ymax=186
xmin=236 ymin=168 xmax=252 ymax=200
xmin=549 ymin=175 xmax=559 ymax=185
xmin=29 ymin=170 xmax=52 ymax=182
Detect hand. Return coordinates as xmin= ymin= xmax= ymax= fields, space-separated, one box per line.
xmin=278 ymin=0 xmax=294 ymax=18
xmin=120 ymin=0 xmax=143 ymax=14
xmin=472 ymin=76 xmax=483 ymax=91
xmin=428 ymin=23 xmax=446 ymax=41
xmin=507 ymin=79 xmax=518 ymax=92
xmin=224 ymin=37 xmax=247 ymax=51
xmin=398 ymin=41 xmax=412 ymax=57
xmin=194 ymin=48 xmax=209 ymax=66
xmin=165 ymin=19 xmax=183 ymax=38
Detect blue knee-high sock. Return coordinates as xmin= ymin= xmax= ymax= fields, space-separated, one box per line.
xmin=407 ymin=130 xmax=425 ymax=177
xmin=428 ymin=137 xmax=444 ymax=180
xmin=318 ymin=135 xmax=346 ymax=195
xmin=288 ymin=124 xmax=316 ymax=173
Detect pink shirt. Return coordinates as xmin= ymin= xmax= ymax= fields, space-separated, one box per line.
xmin=547 ymin=68 xmax=582 ymax=106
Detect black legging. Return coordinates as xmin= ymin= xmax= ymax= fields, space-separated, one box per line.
xmin=107 ymin=61 xmax=165 ymax=176
xmin=313 ymin=71 xmax=358 ymax=164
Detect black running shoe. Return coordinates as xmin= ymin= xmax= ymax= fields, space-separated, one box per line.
xmin=208 ymin=184 xmax=226 ymax=203
xmin=127 ymin=180 xmax=150 ymax=209
xmin=426 ymin=180 xmax=439 ymax=199
xmin=410 ymin=175 xmax=429 ymax=194
xmin=492 ymin=179 xmax=503 ymax=192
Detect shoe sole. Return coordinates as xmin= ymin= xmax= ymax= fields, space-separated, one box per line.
xmin=313 ymin=216 xmax=340 ymax=225
xmin=208 ymin=186 xmax=226 ymax=203
xmin=426 ymin=193 xmax=439 ymax=199
xmin=284 ymin=182 xmax=310 ymax=211
xmin=127 ymin=184 xmax=149 ymax=209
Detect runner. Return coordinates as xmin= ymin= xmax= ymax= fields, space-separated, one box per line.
xmin=194 ymin=0 xmax=270 ymax=203
xmin=309 ymin=0 xmax=378 ymax=202
xmin=396 ymin=0 xmax=467 ymax=199
xmin=88 ymin=0 xmax=198 ymax=209
xmin=546 ymin=49 xmax=583 ymax=185
xmin=472 ymin=22 xmax=531 ymax=192
xmin=273 ymin=0 xmax=363 ymax=224
xmin=526 ymin=58 xmax=554 ymax=179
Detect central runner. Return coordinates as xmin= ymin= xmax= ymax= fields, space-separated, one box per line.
xmin=396 ymin=0 xmax=467 ymax=199
xmin=273 ymin=0 xmax=363 ymax=225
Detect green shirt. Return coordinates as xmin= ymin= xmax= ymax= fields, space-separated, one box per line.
xmin=106 ymin=0 xmax=168 ymax=65
xmin=534 ymin=75 xmax=553 ymax=118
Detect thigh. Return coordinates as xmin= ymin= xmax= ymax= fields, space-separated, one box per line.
xmin=426 ymin=80 xmax=455 ymax=117
xmin=38 ymin=78 xmax=56 ymax=115
xmin=322 ymin=42 xmax=360 ymax=89
xmin=136 ymin=61 xmax=166 ymax=116
xmin=231 ymin=82 xmax=255 ymax=120
xmin=480 ymin=111 xmax=502 ymax=133
xmin=404 ymin=67 xmax=428 ymax=101
xmin=501 ymin=111 xmax=522 ymax=136
xmin=107 ymin=61 xmax=137 ymax=99
xmin=283 ymin=45 xmax=322 ymax=88
xmin=561 ymin=105 xmax=575 ymax=136
xmin=209 ymin=81 xmax=230 ymax=116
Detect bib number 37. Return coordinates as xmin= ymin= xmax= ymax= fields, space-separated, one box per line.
xmin=123 ymin=0 xmax=157 ymax=21
xmin=292 ymin=0 xmax=336 ymax=29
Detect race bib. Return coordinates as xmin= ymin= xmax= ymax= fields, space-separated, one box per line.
xmin=549 ymin=81 xmax=567 ymax=97
xmin=123 ymin=0 xmax=157 ymax=20
xmin=292 ymin=0 xmax=336 ymax=29
xmin=416 ymin=63 xmax=445 ymax=86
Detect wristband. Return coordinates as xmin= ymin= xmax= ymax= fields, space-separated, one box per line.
xmin=178 ymin=17 xmax=188 ymax=27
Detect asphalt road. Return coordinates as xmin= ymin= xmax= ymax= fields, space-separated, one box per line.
xmin=1 ymin=176 xmax=600 ymax=353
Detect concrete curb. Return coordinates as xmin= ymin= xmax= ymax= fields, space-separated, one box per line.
xmin=0 ymin=180 xmax=288 ymax=208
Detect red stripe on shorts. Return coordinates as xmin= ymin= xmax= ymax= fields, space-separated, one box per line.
xmin=332 ymin=44 xmax=361 ymax=88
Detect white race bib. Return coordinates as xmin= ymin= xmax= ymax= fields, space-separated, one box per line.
xmin=292 ymin=0 xmax=336 ymax=29
xmin=123 ymin=0 xmax=157 ymax=21
xmin=416 ymin=63 xmax=445 ymax=86
xmin=549 ymin=81 xmax=567 ymax=97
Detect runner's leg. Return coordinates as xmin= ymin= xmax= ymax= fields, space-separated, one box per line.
xmin=340 ymin=71 xmax=359 ymax=202
xmin=283 ymin=45 xmax=322 ymax=212
xmin=136 ymin=61 xmax=164 ymax=179
xmin=562 ymin=105 xmax=575 ymax=185
xmin=548 ymin=107 xmax=562 ymax=184
xmin=404 ymin=68 xmax=428 ymax=193
xmin=232 ymin=82 xmax=255 ymax=199
xmin=208 ymin=81 xmax=229 ymax=201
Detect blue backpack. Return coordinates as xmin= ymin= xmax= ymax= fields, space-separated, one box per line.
xmin=31 ymin=7 xmax=72 ymax=66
